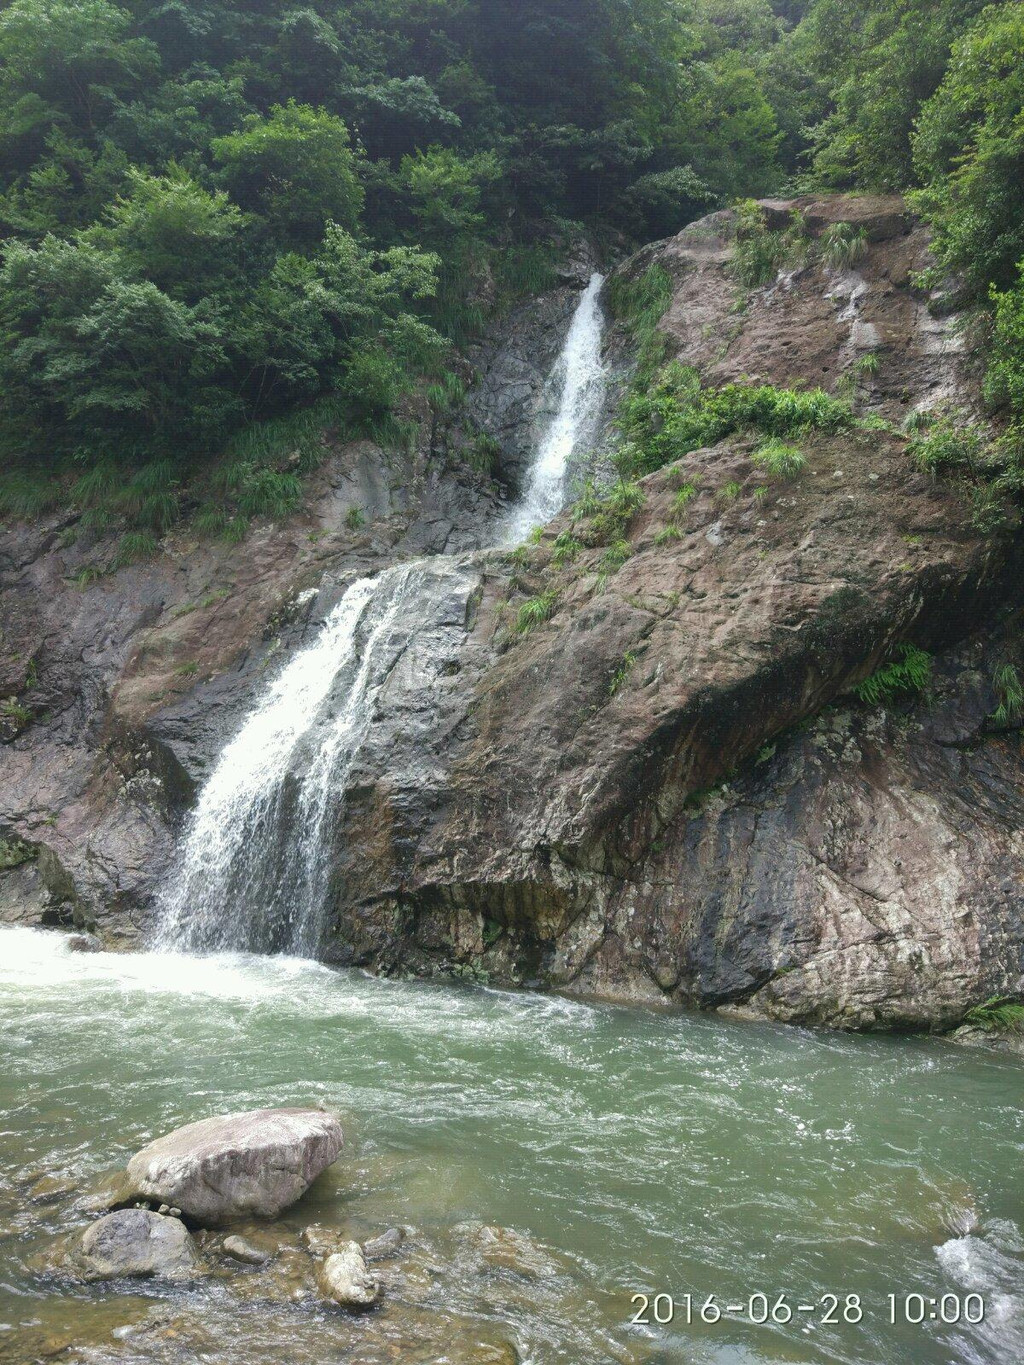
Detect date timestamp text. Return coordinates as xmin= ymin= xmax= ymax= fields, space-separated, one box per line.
xmin=628 ymin=1292 xmax=985 ymax=1328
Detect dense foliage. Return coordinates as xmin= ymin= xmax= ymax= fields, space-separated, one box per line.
xmin=0 ymin=0 xmax=1022 ymax=539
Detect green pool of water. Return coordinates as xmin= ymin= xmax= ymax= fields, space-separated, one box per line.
xmin=1 ymin=926 xmax=1022 ymax=1364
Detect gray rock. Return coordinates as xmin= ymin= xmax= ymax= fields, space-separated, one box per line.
xmin=319 ymin=1241 xmax=379 ymax=1309
xmin=74 ymin=1209 xmax=197 ymax=1281
xmin=301 ymin=1223 xmax=342 ymax=1257
xmin=362 ymin=1227 xmax=404 ymax=1261
xmin=123 ymin=1108 xmax=343 ymax=1225
xmin=222 ymin=1234 xmax=271 ymax=1265
xmin=66 ymin=932 xmax=104 ymax=953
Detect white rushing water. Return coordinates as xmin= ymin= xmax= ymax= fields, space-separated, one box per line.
xmin=501 ymin=272 xmax=607 ymax=546
xmin=158 ymin=274 xmax=606 ymax=955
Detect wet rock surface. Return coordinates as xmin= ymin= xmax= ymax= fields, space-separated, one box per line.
xmin=292 ymin=197 xmax=1024 ymax=1030
xmin=70 ymin=1210 xmax=197 ymax=1282
xmin=122 ymin=1109 xmax=344 ymax=1224
xmin=318 ymin=1241 xmax=380 ymax=1309
xmin=362 ymin=1226 xmax=404 ymax=1260
xmin=221 ymin=1234 xmax=271 ymax=1265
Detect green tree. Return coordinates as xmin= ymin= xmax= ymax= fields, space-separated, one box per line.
xmin=88 ymin=165 xmax=244 ymax=300
xmin=986 ymin=264 xmax=1024 ymax=415
xmin=913 ymin=2 xmax=1024 ymax=294
xmin=399 ymin=146 xmax=501 ymax=244
xmin=0 ymin=0 xmax=159 ymax=148
xmin=796 ymin=0 xmax=987 ymax=190
xmin=0 ymin=131 xmax=129 ymax=238
xmin=0 ymin=235 xmax=231 ymax=464
xmin=212 ymin=101 xmax=364 ymax=246
xmin=108 ymin=65 xmax=252 ymax=165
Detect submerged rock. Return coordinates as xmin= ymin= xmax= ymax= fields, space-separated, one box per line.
xmin=222 ymin=1234 xmax=271 ymax=1265
xmin=319 ymin=1241 xmax=380 ymax=1309
xmin=362 ymin=1226 xmax=404 ymax=1260
xmin=122 ymin=1108 xmax=343 ymax=1224
xmin=27 ymin=1172 xmax=77 ymax=1204
xmin=301 ymin=1223 xmax=343 ymax=1257
xmin=73 ymin=1209 xmax=197 ymax=1281
xmin=456 ymin=1222 xmax=562 ymax=1280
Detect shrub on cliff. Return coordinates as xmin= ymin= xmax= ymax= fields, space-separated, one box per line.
xmin=616 ymin=363 xmax=853 ymax=478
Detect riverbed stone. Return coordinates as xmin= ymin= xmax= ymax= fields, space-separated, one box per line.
xmin=301 ymin=1223 xmax=343 ymax=1256
xmin=362 ymin=1226 xmax=404 ymax=1260
xmin=456 ymin=1222 xmax=562 ymax=1280
xmin=27 ymin=1172 xmax=77 ymax=1204
xmin=222 ymin=1234 xmax=271 ymax=1265
xmin=123 ymin=1108 xmax=343 ymax=1224
xmin=75 ymin=1209 xmax=197 ymax=1281
xmin=319 ymin=1241 xmax=380 ymax=1309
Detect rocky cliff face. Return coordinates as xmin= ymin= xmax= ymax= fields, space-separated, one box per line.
xmin=3 ymin=196 xmax=1022 ymax=1034
xmin=0 ymin=275 xmax=591 ymax=940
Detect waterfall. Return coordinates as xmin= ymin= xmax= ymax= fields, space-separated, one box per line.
xmin=158 ymin=272 xmax=606 ymax=955
xmin=500 ymin=273 xmax=606 ymax=546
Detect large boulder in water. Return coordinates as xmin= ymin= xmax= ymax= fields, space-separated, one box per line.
xmin=123 ymin=1108 xmax=343 ymax=1225
xmin=74 ymin=1209 xmax=197 ymax=1281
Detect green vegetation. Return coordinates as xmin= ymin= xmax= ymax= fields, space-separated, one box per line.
xmin=0 ymin=698 xmax=32 ymax=725
xmin=551 ymin=532 xmax=584 ymax=568
xmin=609 ymin=651 xmax=638 ymax=696
xmin=606 ymin=266 xmax=674 ymax=389
xmin=515 ymin=590 xmax=559 ymax=635
xmin=909 ymin=419 xmax=985 ymax=476
xmin=617 ymin=362 xmax=852 ymax=480
xmin=854 ymin=645 xmax=933 ymax=706
xmin=853 ymin=352 xmax=881 ymax=380
xmin=599 ymin=539 xmax=633 ymax=575
xmin=751 ymin=438 xmax=807 ymax=481
xmin=964 ymin=996 xmax=1024 ymax=1031
xmin=991 ymin=664 xmax=1024 ymax=727
xmin=732 ymin=199 xmax=807 ymax=287
xmin=465 ymin=432 xmax=502 ymax=477
xmin=820 ymin=222 xmax=869 ymax=271
xmin=0 ymin=0 xmax=1023 ymax=552
xmin=0 ymin=0 xmax=820 ymax=538
xmin=0 ymin=836 xmax=35 ymax=870
xmin=673 ymin=482 xmax=699 ymax=514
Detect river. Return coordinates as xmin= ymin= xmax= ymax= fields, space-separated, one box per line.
xmin=1 ymin=927 xmax=1023 ymax=1364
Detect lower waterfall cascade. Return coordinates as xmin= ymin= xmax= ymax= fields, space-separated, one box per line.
xmin=157 ymin=272 xmax=607 ymax=955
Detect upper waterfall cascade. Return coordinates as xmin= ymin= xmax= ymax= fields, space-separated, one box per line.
xmin=158 ymin=272 xmax=607 ymax=955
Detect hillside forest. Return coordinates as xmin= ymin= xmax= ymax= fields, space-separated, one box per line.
xmin=0 ymin=0 xmax=1022 ymax=553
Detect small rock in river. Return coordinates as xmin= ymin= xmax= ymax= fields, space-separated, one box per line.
xmin=73 ymin=1210 xmax=198 ymax=1281
xmin=301 ymin=1223 xmax=343 ymax=1257
xmin=66 ymin=933 xmax=104 ymax=953
xmin=362 ymin=1227 xmax=404 ymax=1261
xmin=456 ymin=1222 xmax=562 ymax=1280
xmin=319 ymin=1241 xmax=379 ymax=1309
xmin=28 ymin=1173 xmax=77 ymax=1204
xmin=223 ymin=1235 xmax=270 ymax=1265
